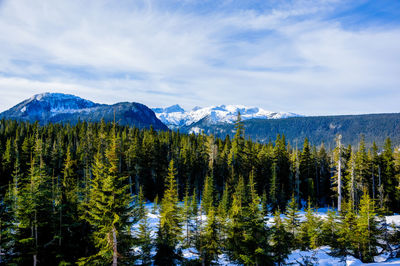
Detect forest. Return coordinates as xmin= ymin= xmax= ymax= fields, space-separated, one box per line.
xmin=0 ymin=116 xmax=399 ymax=265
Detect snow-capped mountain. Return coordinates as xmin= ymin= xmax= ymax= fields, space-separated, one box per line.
xmin=152 ymin=104 xmax=300 ymax=129
xmin=0 ymin=93 xmax=168 ymax=130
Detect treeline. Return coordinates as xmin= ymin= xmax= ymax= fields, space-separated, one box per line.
xmin=0 ymin=117 xmax=399 ymax=264
xmin=185 ymin=112 xmax=400 ymax=147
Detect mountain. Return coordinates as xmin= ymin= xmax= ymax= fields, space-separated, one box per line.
xmin=152 ymin=104 xmax=300 ymax=129
xmin=183 ymin=113 xmax=400 ymax=147
xmin=0 ymin=93 xmax=168 ymax=130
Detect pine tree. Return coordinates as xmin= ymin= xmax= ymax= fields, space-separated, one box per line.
xmin=321 ymin=209 xmax=339 ymax=250
xmin=284 ymin=194 xmax=300 ymax=250
xmin=182 ymin=182 xmax=192 ymax=248
xmin=269 ymin=162 xmax=279 ymax=211
xmin=299 ymin=138 xmax=315 ymax=203
xmin=226 ymin=175 xmax=271 ymax=265
xmin=13 ymin=137 xmax=54 ymax=265
xmin=218 ymin=184 xmax=230 ymax=219
xmin=79 ymin=124 xmax=133 ymax=265
xmin=136 ymin=195 xmax=153 ymax=266
xmin=154 ymin=160 xmax=182 ymax=265
xmin=298 ymin=199 xmax=322 ymax=250
xmin=355 ymin=191 xmax=379 ymax=262
xmin=336 ymin=200 xmax=357 ymax=259
xmin=270 ymin=209 xmax=291 ymax=265
xmin=201 ymin=205 xmax=221 ymax=265
xmin=202 ymin=175 xmax=214 ymax=215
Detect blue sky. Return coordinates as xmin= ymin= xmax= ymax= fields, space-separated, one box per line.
xmin=0 ymin=0 xmax=399 ymax=115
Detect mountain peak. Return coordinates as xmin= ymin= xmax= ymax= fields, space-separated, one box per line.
xmin=154 ymin=104 xmax=301 ymax=129
xmin=0 ymin=93 xmax=167 ymax=130
xmin=152 ymin=104 xmax=185 ymax=114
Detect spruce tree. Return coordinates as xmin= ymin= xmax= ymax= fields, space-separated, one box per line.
xmin=284 ymin=194 xmax=300 ymax=250
xmin=321 ymin=209 xmax=339 ymax=250
xmin=136 ymin=191 xmax=153 ymax=266
xmin=201 ymin=204 xmax=221 ymax=265
xmin=154 ymin=160 xmax=182 ymax=265
xmin=270 ymin=209 xmax=291 ymax=265
xmin=226 ymin=175 xmax=271 ymax=265
xmin=79 ymin=124 xmax=133 ymax=265
xmin=355 ymin=192 xmax=379 ymax=262
xmin=336 ymin=200 xmax=357 ymax=259
xmin=298 ymin=200 xmax=322 ymax=250
xmin=202 ymin=175 xmax=214 ymax=215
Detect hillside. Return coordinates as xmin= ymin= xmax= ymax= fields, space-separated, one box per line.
xmin=181 ymin=113 xmax=400 ymax=147
xmin=0 ymin=93 xmax=168 ymax=130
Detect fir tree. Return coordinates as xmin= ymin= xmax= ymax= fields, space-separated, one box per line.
xmin=201 ymin=205 xmax=221 ymax=265
xmin=321 ymin=209 xmax=339 ymax=250
xmin=202 ymin=175 xmax=214 ymax=215
xmin=270 ymin=209 xmax=291 ymax=265
xmin=154 ymin=160 xmax=182 ymax=265
xmin=284 ymin=194 xmax=300 ymax=250
xmin=355 ymin=192 xmax=379 ymax=262
xmin=79 ymin=124 xmax=133 ymax=265
xmin=136 ymin=199 xmax=153 ymax=266
xmin=298 ymin=200 xmax=322 ymax=250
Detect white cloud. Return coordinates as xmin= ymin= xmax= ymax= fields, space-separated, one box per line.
xmin=0 ymin=0 xmax=399 ymax=115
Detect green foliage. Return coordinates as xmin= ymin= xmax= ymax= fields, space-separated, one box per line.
xmin=0 ymin=118 xmax=398 ymax=265
xmin=284 ymin=195 xmax=301 ymax=250
xmin=226 ymin=175 xmax=271 ymax=265
xmin=154 ymin=160 xmax=183 ymax=265
xmin=136 ymin=204 xmax=153 ymax=265
xmin=355 ymin=192 xmax=379 ymax=262
xmin=201 ymin=175 xmax=214 ymax=215
xmin=270 ymin=209 xmax=291 ymax=265
xmin=79 ymin=125 xmax=133 ymax=265
xmin=298 ymin=200 xmax=322 ymax=250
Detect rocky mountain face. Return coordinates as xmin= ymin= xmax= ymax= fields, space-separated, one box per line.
xmin=0 ymin=93 xmax=168 ymax=130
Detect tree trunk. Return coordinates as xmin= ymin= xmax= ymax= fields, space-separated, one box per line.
xmin=112 ymin=227 xmax=118 ymax=266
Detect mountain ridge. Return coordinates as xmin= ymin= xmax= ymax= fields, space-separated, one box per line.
xmin=0 ymin=92 xmax=167 ymax=130
xmin=152 ymin=104 xmax=300 ymax=129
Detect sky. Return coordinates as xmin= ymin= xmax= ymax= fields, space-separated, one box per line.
xmin=0 ymin=0 xmax=399 ymax=115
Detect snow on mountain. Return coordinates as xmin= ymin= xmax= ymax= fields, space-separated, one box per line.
xmin=152 ymin=104 xmax=300 ymax=129
xmin=17 ymin=92 xmax=99 ymax=116
xmin=0 ymin=92 xmax=168 ymax=130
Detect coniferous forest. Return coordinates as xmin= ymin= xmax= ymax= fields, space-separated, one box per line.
xmin=0 ymin=116 xmax=400 ymax=265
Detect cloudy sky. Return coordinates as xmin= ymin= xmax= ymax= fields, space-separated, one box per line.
xmin=0 ymin=0 xmax=399 ymax=115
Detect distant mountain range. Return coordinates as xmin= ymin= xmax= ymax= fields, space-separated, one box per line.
xmin=152 ymin=104 xmax=300 ymax=130
xmin=0 ymin=93 xmax=167 ymax=130
xmin=1 ymin=93 xmax=399 ymax=147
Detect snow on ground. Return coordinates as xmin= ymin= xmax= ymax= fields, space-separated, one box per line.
xmin=133 ymin=203 xmax=400 ymax=265
xmin=287 ymin=247 xmax=400 ymax=265
xmin=386 ymin=215 xmax=400 ymax=226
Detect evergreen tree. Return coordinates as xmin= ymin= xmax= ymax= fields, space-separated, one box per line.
xmin=298 ymin=200 xmax=322 ymax=250
xmin=201 ymin=205 xmax=221 ymax=265
xmin=270 ymin=209 xmax=291 ymax=265
xmin=321 ymin=209 xmax=339 ymax=250
xmin=79 ymin=124 xmax=133 ymax=265
xmin=284 ymin=194 xmax=300 ymax=250
xmin=136 ymin=192 xmax=153 ymax=266
xmin=336 ymin=200 xmax=357 ymax=259
xmin=201 ymin=175 xmax=214 ymax=215
xmin=154 ymin=160 xmax=182 ymax=265
xmin=299 ymin=138 xmax=315 ymax=203
xmin=355 ymin=192 xmax=379 ymax=262
xmin=226 ymin=175 xmax=271 ymax=265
